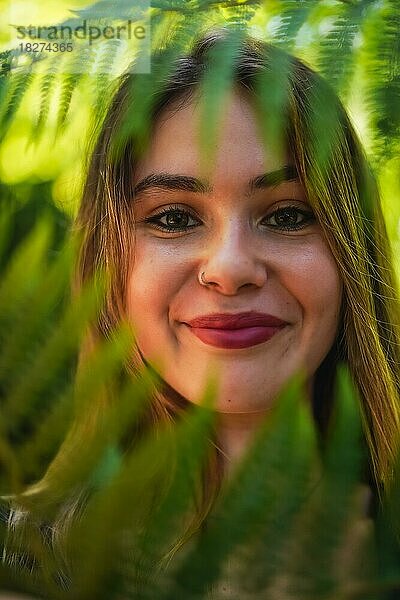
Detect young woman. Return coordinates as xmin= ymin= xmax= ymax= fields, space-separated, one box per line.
xmin=3 ymin=28 xmax=400 ymax=594
xmin=78 ymin=28 xmax=400 ymax=481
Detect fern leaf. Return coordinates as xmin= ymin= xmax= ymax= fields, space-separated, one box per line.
xmin=56 ymin=74 xmax=82 ymax=133
xmin=30 ymin=69 xmax=58 ymax=142
xmin=283 ymin=365 xmax=366 ymax=599
xmin=272 ymin=0 xmax=317 ymax=51
xmin=0 ymin=267 xmax=105 ymax=438
xmin=90 ymin=40 xmax=122 ymax=121
xmin=110 ymin=16 xmax=210 ymax=162
xmin=316 ymin=1 xmax=367 ymax=100
xmin=0 ymin=65 xmax=34 ymax=140
xmin=0 ymin=218 xmax=53 ymax=324
xmin=120 ymin=393 xmax=217 ymax=599
xmin=162 ymin=374 xmax=312 ymax=599
xmin=0 ymin=235 xmax=75 ymax=387
xmin=361 ymin=0 xmax=400 ymax=166
xmin=230 ymin=402 xmax=318 ymax=596
xmin=198 ymin=27 xmax=247 ymax=172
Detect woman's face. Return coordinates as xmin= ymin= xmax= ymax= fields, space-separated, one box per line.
xmin=126 ymin=89 xmax=342 ymax=413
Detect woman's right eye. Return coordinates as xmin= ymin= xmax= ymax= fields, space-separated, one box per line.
xmin=144 ymin=206 xmax=201 ymax=232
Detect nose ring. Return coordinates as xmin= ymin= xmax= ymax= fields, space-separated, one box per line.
xmin=199 ymin=271 xmax=211 ymax=286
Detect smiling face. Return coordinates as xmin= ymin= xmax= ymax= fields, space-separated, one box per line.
xmin=125 ymin=89 xmax=343 ymax=414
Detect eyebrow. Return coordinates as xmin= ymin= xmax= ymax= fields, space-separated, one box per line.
xmin=249 ymin=165 xmax=299 ymax=192
xmin=133 ymin=165 xmax=299 ymax=197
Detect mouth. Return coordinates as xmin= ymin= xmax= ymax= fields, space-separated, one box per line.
xmin=187 ymin=325 xmax=286 ymax=349
xmin=184 ymin=312 xmax=288 ymax=350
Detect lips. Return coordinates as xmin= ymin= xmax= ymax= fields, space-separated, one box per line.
xmin=187 ymin=312 xmax=287 ymax=329
xmin=185 ymin=311 xmax=288 ymax=349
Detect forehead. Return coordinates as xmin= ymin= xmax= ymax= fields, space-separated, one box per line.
xmin=134 ymin=89 xmax=288 ymax=188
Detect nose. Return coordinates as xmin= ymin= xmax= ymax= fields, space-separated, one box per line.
xmin=199 ymin=220 xmax=267 ymax=295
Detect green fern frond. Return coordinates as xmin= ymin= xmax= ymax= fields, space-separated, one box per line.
xmin=230 ymin=401 xmax=318 ymax=596
xmin=317 ymin=5 xmax=357 ymax=82
xmin=71 ymin=0 xmax=149 ymax=20
xmin=0 ymin=51 xmax=13 ymax=78
xmin=161 ymin=374 xmax=312 ymax=599
xmin=15 ymin=389 xmax=74 ymax=485
xmin=283 ymin=365 xmax=366 ymax=599
xmin=316 ymin=1 xmax=367 ymax=100
xmin=55 ymin=45 xmax=99 ymax=133
xmin=0 ymin=65 xmax=34 ymax=140
xmin=0 ymin=236 xmax=75 ymax=387
xmin=0 ymin=264 xmax=105 ymax=441
xmin=34 ymin=70 xmax=57 ymax=138
xmin=361 ymin=0 xmax=400 ymax=165
xmin=110 ymin=16 xmax=210 ymax=162
xmin=55 ymin=83 xmax=76 ymax=133
xmin=0 ymin=217 xmax=53 ymax=324
xmin=219 ymin=1 xmax=258 ymax=26
xmin=198 ymin=27 xmax=246 ymax=171
xmin=117 ymin=394 xmax=217 ymax=599
xmin=273 ymin=0 xmax=316 ymax=50
xmin=90 ymin=41 xmax=123 ymax=121
xmin=256 ymin=44 xmax=293 ymax=165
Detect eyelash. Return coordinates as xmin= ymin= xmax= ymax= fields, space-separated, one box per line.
xmin=144 ymin=204 xmax=316 ymax=233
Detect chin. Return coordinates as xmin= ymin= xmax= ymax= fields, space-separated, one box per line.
xmin=196 ymin=379 xmax=280 ymax=413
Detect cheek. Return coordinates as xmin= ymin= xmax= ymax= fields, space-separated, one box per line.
xmin=125 ymin=238 xmax=187 ymax=351
xmin=283 ymin=241 xmax=343 ymax=343
xmin=126 ymin=275 xmax=163 ymax=362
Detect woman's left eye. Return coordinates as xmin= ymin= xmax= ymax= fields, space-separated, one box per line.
xmin=144 ymin=206 xmax=200 ymax=232
xmin=261 ymin=205 xmax=316 ymax=231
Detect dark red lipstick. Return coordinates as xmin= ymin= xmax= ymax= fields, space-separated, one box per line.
xmin=185 ymin=312 xmax=288 ymax=349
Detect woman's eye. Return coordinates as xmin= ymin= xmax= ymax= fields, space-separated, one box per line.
xmin=144 ymin=207 xmax=200 ymax=232
xmin=262 ymin=205 xmax=316 ymax=231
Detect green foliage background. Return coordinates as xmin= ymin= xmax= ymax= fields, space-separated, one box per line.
xmin=0 ymin=1 xmax=400 ymax=598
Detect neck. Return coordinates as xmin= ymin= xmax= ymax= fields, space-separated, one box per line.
xmin=214 ymin=409 xmax=271 ymax=478
xmin=213 ymin=379 xmax=314 ymax=479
